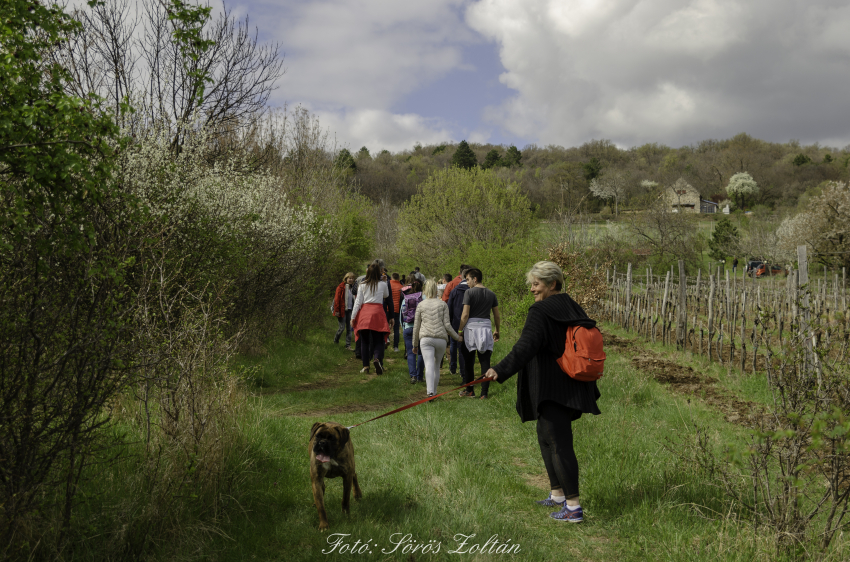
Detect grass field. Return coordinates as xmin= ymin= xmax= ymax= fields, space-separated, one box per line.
xmin=183 ymin=317 xmax=806 ymax=562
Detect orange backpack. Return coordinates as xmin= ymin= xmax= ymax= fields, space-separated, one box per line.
xmin=556 ymin=326 xmax=606 ymax=382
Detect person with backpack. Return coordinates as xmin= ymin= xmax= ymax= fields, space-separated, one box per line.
xmin=446 ymin=268 xmax=470 ymax=376
xmin=400 ymin=279 xmax=425 ymax=383
xmin=456 ymin=268 xmax=500 ymax=399
xmin=333 ymin=272 xmax=356 ymax=348
xmin=482 ymin=261 xmax=601 ymax=524
xmin=413 ymin=279 xmax=461 ymax=398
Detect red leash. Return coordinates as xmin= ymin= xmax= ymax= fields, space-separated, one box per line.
xmin=346 ymin=377 xmax=489 ymax=429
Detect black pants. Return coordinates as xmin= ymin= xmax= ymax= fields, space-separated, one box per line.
xmin=460 ymin=346 xmax=492 ymax=396
xmin=392 ymin=312 xmax=400 ymax=349
xmin=360 ymin=330 xmax=385 ymax=368
xmin=536 ymin=401 xmax=581 ymax=499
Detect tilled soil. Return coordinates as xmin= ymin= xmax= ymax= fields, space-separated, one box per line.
xmin=623 ymin=344 xmax=767 ymax=428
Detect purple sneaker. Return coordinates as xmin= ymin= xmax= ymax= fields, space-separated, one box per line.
xmin=535 ymin=493 xmax=565 ymax=508
xmin=550 ymin=505 xmax=583 ymax=523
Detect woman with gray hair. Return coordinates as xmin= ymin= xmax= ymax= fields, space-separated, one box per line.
xmin=413 ymin=279 xmax=461 ymax=398
xmin=483 ymin=260 xmax=600 ymax=523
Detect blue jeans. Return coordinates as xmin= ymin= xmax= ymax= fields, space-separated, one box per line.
xmin=403 ymin=327 xmax=424 ymax=380
xmin=449 ymin=338 xmax=466 ymax=375
xmin=334 ymin=310 xmax=352 ymax=346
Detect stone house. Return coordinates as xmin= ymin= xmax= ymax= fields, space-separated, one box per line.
xmin=663 ymin=178 xmax=701 ymax=213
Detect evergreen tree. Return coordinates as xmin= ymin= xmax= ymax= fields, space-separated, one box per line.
xmin=357 ymin=146 xmax=371 ymax=160
xmin=451 ymin=140 xmax=478 ymax=169
xmin=335 ymin=148 xmax=357 ymax=171
xmin=708 ymin=218 xmax=740 ymax=261
xmin=793 ymin=153 xmax=812 ymax=166
xmin=504 ymin=145 xmax=523 ymax=167
xmin=582 ymin=157 xmax=603 ymax=181
xmin=482 ymin=149 xmax=503 ymax=169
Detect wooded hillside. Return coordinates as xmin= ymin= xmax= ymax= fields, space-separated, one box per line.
xmin=347 ymin=135 xmax=850 ymax=216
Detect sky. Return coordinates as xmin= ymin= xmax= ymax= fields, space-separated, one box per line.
xmin=230 ymin=0 xmax=850 ymax=153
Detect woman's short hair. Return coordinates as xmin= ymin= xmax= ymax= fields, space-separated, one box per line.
xmin=422 ymin=279 xmax=437 ymax=298
xmin=342 ymin=271 xmax=354 ymax=283
xmin=526 ymin=261 xmax=564 ymax=291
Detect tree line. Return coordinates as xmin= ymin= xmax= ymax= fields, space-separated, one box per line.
xmin=339 ymin=135 xmax=850 ymax=217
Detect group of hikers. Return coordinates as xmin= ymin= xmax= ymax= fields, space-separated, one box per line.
xmin=331 ymin=258 xmax=603 ymax=523
xmin=332 ymin=260 xmax=500 ymax=399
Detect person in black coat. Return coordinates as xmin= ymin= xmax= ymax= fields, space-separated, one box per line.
xmin=483 ymin=260 xmax=600 ymax=524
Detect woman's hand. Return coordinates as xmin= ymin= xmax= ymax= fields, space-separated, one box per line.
xmin=413 ymin=347 xmax=419 ymax=354
xmin=483 ymin=368 xmax=499 ymax=381
xmin=493 ymin=330 xmax=500 ymax=342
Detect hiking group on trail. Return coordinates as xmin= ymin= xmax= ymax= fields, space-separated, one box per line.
xmin=330 ymin=258 xmax=603 ymax=523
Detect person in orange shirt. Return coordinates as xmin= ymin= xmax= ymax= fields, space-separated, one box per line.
xmin=389 ymin=272 xmax=404 ymax=351
xmin=441 ymin=263 xmax=469 ymax=303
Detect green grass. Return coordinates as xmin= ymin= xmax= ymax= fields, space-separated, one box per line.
xmin=66 ymin=315 xmax=849 ymax=560
xmin=186 ymin=318 xmax=792 ymax=562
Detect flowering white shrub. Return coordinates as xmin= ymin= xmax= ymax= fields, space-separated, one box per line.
xmin=122 ymin=124 xmax=326 ymax=252
xmin=589 ymin=170 xmax=629 ymax=216
xmin=777 ymin=181 xmax=850 ymax=267
xmin=120 ymin=119 xmax=333 ymax=339
xmin=726 ymin=172 xmax=759 ymax=209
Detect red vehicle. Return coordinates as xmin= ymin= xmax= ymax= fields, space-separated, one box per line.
xmin=754 ymin=263 xmax=785 ymax=278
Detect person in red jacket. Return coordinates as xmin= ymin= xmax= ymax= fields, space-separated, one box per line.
xmin=333 ymin=272 xmax=355 ymax=348
xmin=389 ymin=272 xmax=404 ymax=351
xmin=441 ymin=263 xmax=469 ymax=303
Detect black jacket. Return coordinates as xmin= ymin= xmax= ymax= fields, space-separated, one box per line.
xmin=447 ymin=281 xmax=469 ymax=330
xmin=494 ymin=293 xmax=601 ymax=422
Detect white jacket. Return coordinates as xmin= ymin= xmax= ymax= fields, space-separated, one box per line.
xmin=413 ymin=298 xmax=460 ymax=348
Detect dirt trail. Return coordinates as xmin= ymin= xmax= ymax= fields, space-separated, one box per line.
xmin=282 ymin=353 xmax=472 ymax=417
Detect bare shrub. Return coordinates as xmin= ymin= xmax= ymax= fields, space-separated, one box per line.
xmin=547 ymin=242 xmax=610 ymax=311
xmin=676 ymin=295 xmax=850 ymax=558
xmin=629 ymin=198 xmax=705 ymax=272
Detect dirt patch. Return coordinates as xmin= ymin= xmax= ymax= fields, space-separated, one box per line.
xmin=523 ymin=472 xmax=550 ymax=491
xmin=631 ymin=355 xmax=765 ymax=427
xmin=602 ymin=332 xmax=638 ymax=353
xmin=287 ymin=379 xmax=339 ymax=392
xmin=632 ymin=356 xmax=714 ymax=388
xmin=291 ymin=401 xmax=405 ymax=418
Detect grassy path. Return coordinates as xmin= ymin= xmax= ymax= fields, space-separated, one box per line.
xmin=209 ymin=319 xmax=777 ymax=561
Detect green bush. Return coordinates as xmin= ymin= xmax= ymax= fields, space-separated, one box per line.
xmin=397 ymin=167 xmax=534 ymax=271
xmin=428 ymin=239 xmax=545 ymax=333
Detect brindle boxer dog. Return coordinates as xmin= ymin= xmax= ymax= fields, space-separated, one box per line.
xmin=310 ymin=422 xmax=362 ymax=531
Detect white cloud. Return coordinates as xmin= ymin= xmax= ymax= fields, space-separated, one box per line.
xmin=467 ymin=0 xmax=850 ymax=147
xmin=227 ymin=0 xmax=480 ymax=151
xmin=314 ymin=108 xmax=454 ymax=153
xmin=239 ymin=0 xmax=476 ymax=108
